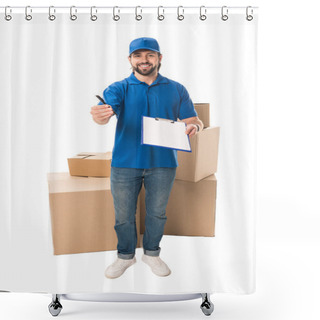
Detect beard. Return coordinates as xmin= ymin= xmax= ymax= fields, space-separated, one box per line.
xmin=133 ymin=63 xmax=158 ymax=76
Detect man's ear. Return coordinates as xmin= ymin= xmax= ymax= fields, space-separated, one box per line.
xmin=159 ymin=54 xmax=163 ymax=63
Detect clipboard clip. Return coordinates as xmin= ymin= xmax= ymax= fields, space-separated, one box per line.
xmin=155 ymin=117 xmax=175 ymax=124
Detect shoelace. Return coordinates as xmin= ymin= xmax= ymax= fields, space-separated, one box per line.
xmin=116 ymin=258 xmax=133 ymax=267
xmin=148 ymin=256 xmax=162 ymax=266
xmin=155 ymin=257 xmax=162 ymax=266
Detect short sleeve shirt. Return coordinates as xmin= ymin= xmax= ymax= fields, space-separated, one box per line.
xmin=100 ymin=72 xmax=197 ymax=168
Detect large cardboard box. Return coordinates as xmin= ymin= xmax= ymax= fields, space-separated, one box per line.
xmin=194 ymin=103 xmax=210 ymax=128
xmin=67 ymin=152 xmax=112 ymax=177
xmin=47 ymin=172 xmax=141 ymax=255
xmin=175 ymin=127 xmax=220 ymax=182
xmin=140 ymin=174 xmax=217 ymax=237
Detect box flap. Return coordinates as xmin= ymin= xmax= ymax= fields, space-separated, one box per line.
xmin=47 ymin=172 xmax=110 ymax=193
xmin=68 ymin=152 xmax=112 ymax=160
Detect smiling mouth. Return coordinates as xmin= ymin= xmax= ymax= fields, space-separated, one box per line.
xmin=139 ymin=64 xmax=152 ymax=68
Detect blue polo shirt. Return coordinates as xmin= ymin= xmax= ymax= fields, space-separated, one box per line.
xmin=100 ymin=72 xmax=197 ymax=168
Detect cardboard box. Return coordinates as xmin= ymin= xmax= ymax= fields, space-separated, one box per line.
xmin=140 ymin=174 xmax=217 ymax=237
xmin=47 ymin=172 xmax=141 ymax=255
xmin=67 ymin=152 xmax=112 ymax=177
xmin=175 ymin=127 xmax=220 ymax=182
xmin=194 ymin=103 xmax=210 ymax=128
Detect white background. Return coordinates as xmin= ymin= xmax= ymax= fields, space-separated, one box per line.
xmin=1 ymin=0 xmax=320 ymax=319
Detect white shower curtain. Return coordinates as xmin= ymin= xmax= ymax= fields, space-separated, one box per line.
xmin=0 ymin=7 xmax=258 ymax=294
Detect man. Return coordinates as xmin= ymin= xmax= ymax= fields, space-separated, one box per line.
xmin=90 ymin=37 xmax=203 ymax=279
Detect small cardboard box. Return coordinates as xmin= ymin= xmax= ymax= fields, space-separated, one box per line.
xmin=175 ymin=127 xmax=220 ymax=182
xmin=194 ymin=103 xmax=210 ymax=128
xmin=47 ymin=172 xmax=141 ymax=255
xmin=67 ymin=152 xmax=112 ymax=177
xmin=140 ymin=174 xmax=217 ymax=237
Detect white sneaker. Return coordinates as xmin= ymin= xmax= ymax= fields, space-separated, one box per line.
xmin=105 ymin=257 xmax=136 ymax=279
xmin=142 ymin=254 xmax=171 ymax=277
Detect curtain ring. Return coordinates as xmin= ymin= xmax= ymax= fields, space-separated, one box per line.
xmin=157 ymin=6 xmax=165 ymax=21
xmin=25 ymin=6 xmax=32 ymax=21
xmin=177 ymin=6 xmax=184 ymax=21
xmin=246 ymin=6 xmax=254 ymax=21
xmin=5 ymin=6 xmax=12 ymax=21
xmin=221 ymin=6 xmax=228 ymax=21
xmin=200 ymin=6 xmax=207 ymax=21
xmin=70 ymin=6 xmax=77 ymax=21
xmin=90 ymin=6 xmax=98 ymax=21
xmin=49 ymin=6 xmax=56 ymax=21
xmin=113 ymin=6 xmax=120 ymax=21
xmin=135 ymin=6 xmax=142 ymax=21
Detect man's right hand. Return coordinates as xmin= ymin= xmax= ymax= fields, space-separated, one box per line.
xmin=90 ymin=104 xmax=115 ymax=125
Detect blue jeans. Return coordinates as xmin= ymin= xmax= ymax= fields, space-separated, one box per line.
xmin=110 ymin=167 xmax=176 ymax=260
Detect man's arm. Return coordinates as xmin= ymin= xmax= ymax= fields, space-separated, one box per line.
xmin=91 ymin=82 xmax=124 ymax=125
xmin=181 ymin=116 xmax=204 ymax=138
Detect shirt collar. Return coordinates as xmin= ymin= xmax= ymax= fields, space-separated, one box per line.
xmin=127 ymin=72 xmax=169 ymax=86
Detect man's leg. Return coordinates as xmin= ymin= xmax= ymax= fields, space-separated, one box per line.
xmin=143 ymin=167 xmax=176 ymax=256
xmin=105 ymin=167 xmax=143 ymax=279
xmin=110 ymin=167 xmax=143 ymax=259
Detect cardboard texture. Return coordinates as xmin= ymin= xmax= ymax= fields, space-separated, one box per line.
xmin=67 ymin=152 xmax=112 ymax=177
xmin=47 ymin=172 xmax=141 ymax=255
xmin=194 ymin=103 xmax=210 ymax=128
xmin=176 ymin=127 xmax=220 ymax=182
xmin=140 ymin=174 xmax=217 ymax=237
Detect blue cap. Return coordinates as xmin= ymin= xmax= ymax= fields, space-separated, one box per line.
xmin=129 ymin=37 xmax=160 ymax=55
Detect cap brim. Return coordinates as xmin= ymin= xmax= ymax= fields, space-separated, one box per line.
xmin=130 ymin=47 xmax=160 ymax=55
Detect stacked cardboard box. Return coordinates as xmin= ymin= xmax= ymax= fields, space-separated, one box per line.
xmin=47 ymin=172 xmax=141 ymax=255
xmin=48 ymin=103 xmax=219 ymax=255
xmin=140 ymin=103 xmax=220 ymax=238
xmin=140 ymin=174 xmax=217 ymax=237
xmin=68 ymin=152 xmax=112 ymax=177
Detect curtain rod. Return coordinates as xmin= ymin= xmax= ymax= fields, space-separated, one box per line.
xmin=1 ymin=6 xmax=257 ymax=22
xmin=0 ymin=6 xmax=258 ymax=9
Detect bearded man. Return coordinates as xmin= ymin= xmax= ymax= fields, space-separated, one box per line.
xmin=91 ymin=37 xmax=203 ymax=279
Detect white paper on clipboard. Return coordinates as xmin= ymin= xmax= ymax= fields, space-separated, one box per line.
xmin=141 ymin=116 xmax=191 ymax=152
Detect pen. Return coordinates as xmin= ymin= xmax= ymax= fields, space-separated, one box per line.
xmin=95 ymin=95 xmax=107 ymax=105
xmin=95 ymin=94 xmax=117 ymax=116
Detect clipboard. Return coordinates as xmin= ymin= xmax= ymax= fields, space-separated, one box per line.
xmin=141 ymin=116 xmax=191 ymax=152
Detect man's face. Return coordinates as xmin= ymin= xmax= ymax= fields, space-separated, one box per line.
xmin=128 ymin=50 xmax=162 ymax=76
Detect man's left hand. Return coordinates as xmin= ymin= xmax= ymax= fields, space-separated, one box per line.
xmin=185 ymin=124 xmax=198 ymax=138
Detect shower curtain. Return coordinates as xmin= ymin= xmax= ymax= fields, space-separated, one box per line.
xmin=0 ymin=6 xmax=258 ymax=295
